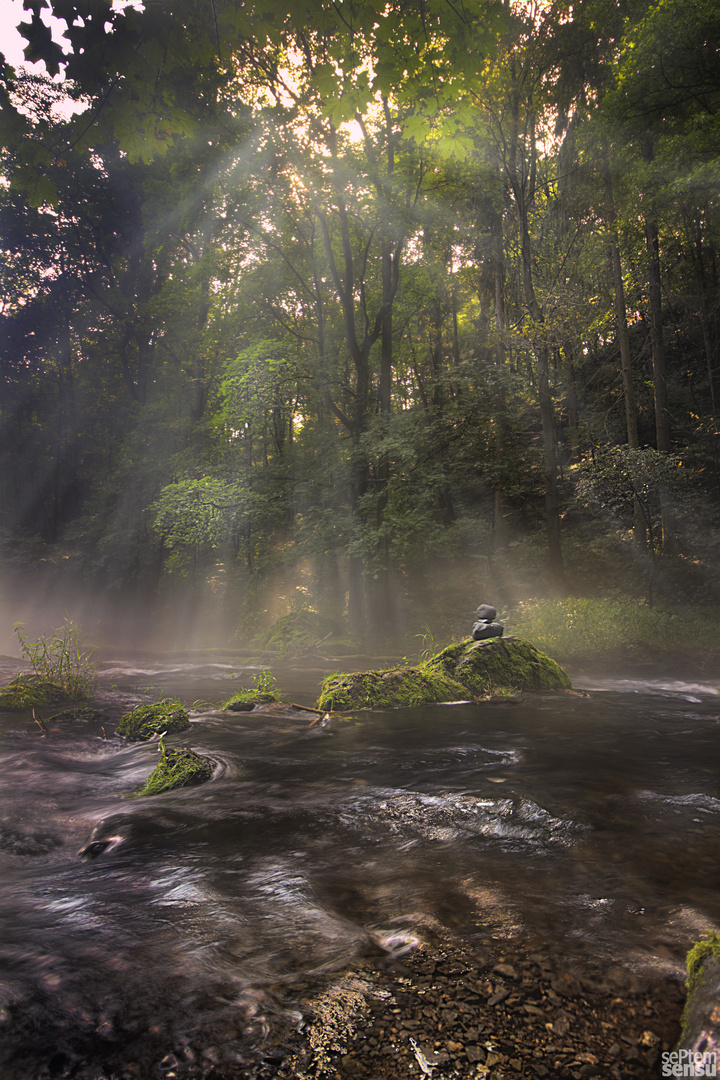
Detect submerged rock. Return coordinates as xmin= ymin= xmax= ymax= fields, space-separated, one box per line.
xmin=316 ymin=637 xmax=571 ymax=711
xmin=136 ymin=747 xmax=214 ymax=797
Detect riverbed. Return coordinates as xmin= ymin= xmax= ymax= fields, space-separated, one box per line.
xmin=0 ymin=654 xmax=717 ymax=1078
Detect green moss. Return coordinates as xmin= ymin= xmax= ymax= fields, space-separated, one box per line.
xmin=0 ymin=675 xmax=75 ymax=711
xmin=116 ymin=699 xmax=191 ymax=741
xmin=679 ymin=930 xmax=720 ymax=1045
xmin=686 ymin=931 xmax=720 ymax=994
xmin=136 ymin=747 xmax=214 ymax=796
xmin=316 ymin=637 xmax=571 ymax=712
xmin=223 ymin=689 xmax=279 ymax=711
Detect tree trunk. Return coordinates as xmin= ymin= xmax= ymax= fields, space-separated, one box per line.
xmin=642 ymin=139 xmax=677 ymax=555
xmin=602 ymin=152 xmax=646 ymax=546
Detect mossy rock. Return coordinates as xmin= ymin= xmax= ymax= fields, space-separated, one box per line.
xmin=252 ymin=610 xmax=345 ymax=656
xmin=137 ymin=748 xmax=214 ymax=796
xmin=116 ymin=700 xmax=191 ymax=741
xmin=223 ymin=690 xmax=279 ymax=711
xmin=678 ymin=930 xmax=720 ymax=1051
xmin=317 ymin=637 xmax=571 ymax=712
xmin=0 ymin=675 xmax=75 ymax=711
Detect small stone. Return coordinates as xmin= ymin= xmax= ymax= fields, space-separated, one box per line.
xmin=523 ymin=1005 xmax=545 ymax=1018
xmin=465 ymin=1046 xmax=486 ymax=1063
xmin=493 ymin=963 xmax=518 ymax=979
xmin=550 ymin=973 xmax=582 ymax=998
xmin=488 ymin=988 xmax=509 ymax=1006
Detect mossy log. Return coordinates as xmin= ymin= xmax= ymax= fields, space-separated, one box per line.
xmin=677 ymin=931 xmax=720 ymax=1060
xmin=137 ymin=748 xmax=214 ymax=796
xmin=0 ymin=675 xmax=75 ymax=711
xmin=116 ymin=700 xmax=191 ymax=741
xmin=316 ymin=637 xmax=571 ymax=712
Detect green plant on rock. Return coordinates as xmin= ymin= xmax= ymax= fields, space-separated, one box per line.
xmin=222 ymin=667 xmax=281 ymax=711
xmin=116 ymin=699 xmax=191 ymax=741
xmin=136 ymin=741 xmax=214 ymax=796
xmin=12 ymin=619 xmax=97 ymax=700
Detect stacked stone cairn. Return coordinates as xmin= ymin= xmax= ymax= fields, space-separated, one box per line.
xmin=472 ymin=604 xmax=504 ymax=641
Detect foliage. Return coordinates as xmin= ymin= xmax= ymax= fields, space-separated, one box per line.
xmin=1 ymin=0 xmax=720 ymax=640
xmin=506 ymin=598 xmax=720 ymax=661
xmin=252 ymin=612 xmax=344 ymax=657
xmin=116 ymin=700 xmax=191 ymax=741
xmin=13 ymin=620 xmax=97 ymax=700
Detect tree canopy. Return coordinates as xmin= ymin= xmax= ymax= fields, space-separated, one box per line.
xmin=1 ymin=0 xmax=719 ymax=644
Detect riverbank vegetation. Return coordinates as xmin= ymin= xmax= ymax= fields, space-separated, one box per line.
xmin=505 ymin=599 xmax=720 ymax=666
xmin=2 ymin=0 xmax=720 ymax=653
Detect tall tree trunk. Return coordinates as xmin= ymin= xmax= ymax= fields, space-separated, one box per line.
xmin=509 ymin=120 xmax=565 ymax=592
xmin=643 ymin=151 xmax=677 ymax=554
xmin=602 ymin=150 xmax=646 ymax=546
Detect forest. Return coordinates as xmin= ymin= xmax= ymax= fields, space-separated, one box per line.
xmin=1 ymin=0 xmax=719 ymax=651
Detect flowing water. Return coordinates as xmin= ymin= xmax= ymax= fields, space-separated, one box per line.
xmin=0 ymin=654 xmax=718 ymax=1079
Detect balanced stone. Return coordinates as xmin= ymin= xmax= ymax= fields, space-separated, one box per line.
xmin=472 ymin=621 xmax=504 ymax=641
xmin=476 ymin=605 xmax=497 ymax=621
xmin=473 ymin=602 xmax=503 ymax=640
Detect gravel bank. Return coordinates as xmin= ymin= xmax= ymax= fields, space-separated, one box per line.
xmin=271 ymin=936 xmax=685 ymax=1080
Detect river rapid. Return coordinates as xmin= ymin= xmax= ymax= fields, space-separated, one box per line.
xmin=0 ymin=653 xmax=718 ymax=1079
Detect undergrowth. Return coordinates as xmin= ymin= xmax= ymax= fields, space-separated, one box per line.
xmin=505 ymin=597 xmax=720 ymax=662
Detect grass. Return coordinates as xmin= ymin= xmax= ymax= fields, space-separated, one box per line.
xmin=0 ymin=620 xmax=98 ymax=710
xmin=222 ymin=667 xmax=281 ymax=711
xmin=505 ymin=597 xmax=720 ymax=664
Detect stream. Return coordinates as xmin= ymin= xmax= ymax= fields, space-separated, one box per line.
xmin=0 ymin=654 xmax=718 ymax=1079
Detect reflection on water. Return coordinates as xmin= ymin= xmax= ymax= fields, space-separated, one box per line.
xmin=0 ymin=656 xmax=719 ymax=1078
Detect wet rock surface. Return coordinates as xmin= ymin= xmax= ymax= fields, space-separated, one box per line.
xmin=271 ymin=937 xmax=685 ymax=1080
